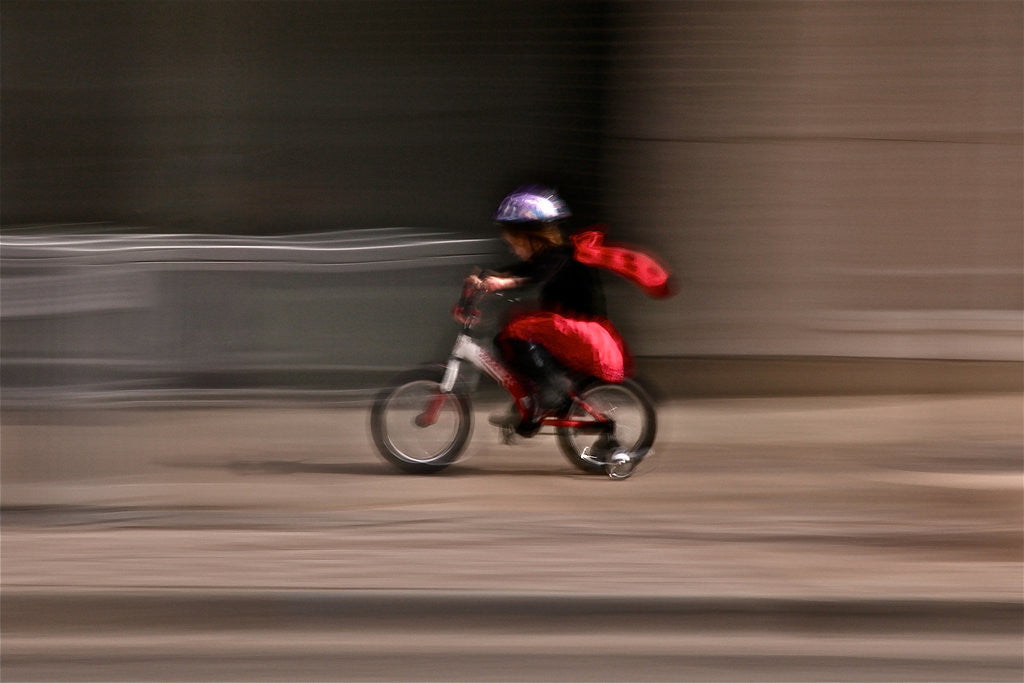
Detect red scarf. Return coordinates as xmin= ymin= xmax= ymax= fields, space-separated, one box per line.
xmin=571 ymin=225 xmax=674 ymax=299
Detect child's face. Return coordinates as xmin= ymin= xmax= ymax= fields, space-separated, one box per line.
xmin=502 ymin=232 xmax=534 ymax=260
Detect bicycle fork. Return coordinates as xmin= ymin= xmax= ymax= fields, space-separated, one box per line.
xmin=414 ymin=335 xmax=491 ymax=427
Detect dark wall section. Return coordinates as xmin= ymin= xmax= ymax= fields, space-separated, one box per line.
xmin=2 ymin=1 xmax=611 ymax=233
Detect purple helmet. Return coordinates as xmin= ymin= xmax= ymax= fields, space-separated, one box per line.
xmin=493 ymin=185 xmax=572 ymax=225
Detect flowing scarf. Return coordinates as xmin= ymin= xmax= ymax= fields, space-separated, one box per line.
xmin=571 ymin=225 xmax=674 ymax=299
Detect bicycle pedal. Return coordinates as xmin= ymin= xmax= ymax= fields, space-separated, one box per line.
xmin=498 ymin=424 xmax=517 ymax=445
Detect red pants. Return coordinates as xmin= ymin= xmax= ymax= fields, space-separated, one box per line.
xmin=499 ymin=312 xmax=632 ymax=383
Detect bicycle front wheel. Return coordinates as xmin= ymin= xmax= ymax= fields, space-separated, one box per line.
xmin=370 ymin=368 xmax=472 ymax=474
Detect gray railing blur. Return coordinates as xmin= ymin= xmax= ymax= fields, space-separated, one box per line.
xmin=3 ymin=227 xmax=1021 ymax=407
xmin=1 ymin=228 xmax=505 ymax=405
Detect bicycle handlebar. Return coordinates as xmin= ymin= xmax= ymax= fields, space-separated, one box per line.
xmin=452 ymin=279 xmax=485 ymax=327
xmin=452 ymin=277 xmax=517 ymax=328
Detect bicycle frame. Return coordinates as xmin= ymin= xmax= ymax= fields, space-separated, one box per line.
xmin=441 ymin=333 xmax=528 ymax=401
xmin=417 ymin=289 xmax=613 ymax=435
xmin=371 ymin=283 xmax=653 ymax=479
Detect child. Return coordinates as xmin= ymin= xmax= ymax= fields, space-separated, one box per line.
xmin=467 ymin=186 xmax=632 ymax=437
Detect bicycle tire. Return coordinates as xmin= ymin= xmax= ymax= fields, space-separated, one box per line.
xmin=556 ymin=378 xmax=657 ymax=474
xmin=370 ymin=367 xmax=473 ymax=474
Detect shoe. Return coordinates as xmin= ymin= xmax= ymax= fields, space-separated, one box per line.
xmin=514 ymin=398 xmax=543 ymax=438
xmin=488 ymin=400 xmax=542 ymax=438
xmin=488 ymin=405 xmax=520 ymax=428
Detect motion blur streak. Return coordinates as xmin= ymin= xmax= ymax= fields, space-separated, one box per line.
xmin=1 ymin=227 xmax=1019 ymax=407
xmin=0 ymin=229 xmax=506 ymax=405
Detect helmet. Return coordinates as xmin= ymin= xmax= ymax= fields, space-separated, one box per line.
xmin=493 ymin=185 xmax=572 ymax=225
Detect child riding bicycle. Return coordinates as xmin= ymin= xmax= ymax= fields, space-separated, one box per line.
xmin=468 ymin=185 xmax=661 ymax=438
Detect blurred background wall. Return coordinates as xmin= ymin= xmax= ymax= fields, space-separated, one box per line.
xmin=2 ymin=0 xmax=613 ymax=230
xmin=2 ymin=1 xmax=1021 ymax=401
xmin=604 ymin=1 xmax=1021 ymax=360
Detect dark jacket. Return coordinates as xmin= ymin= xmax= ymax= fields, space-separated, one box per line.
xmin=503 ymin=246 xmax=606 ymax=318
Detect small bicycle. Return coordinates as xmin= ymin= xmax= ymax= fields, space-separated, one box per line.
xmin=370 ymin=282 xmax=656 ymax=479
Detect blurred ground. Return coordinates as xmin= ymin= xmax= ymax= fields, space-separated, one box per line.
xmin=2 ymin=387 xmax=1021 ymax=681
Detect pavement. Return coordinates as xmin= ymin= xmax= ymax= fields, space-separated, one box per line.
xmin=1 ymin=387 xmax=1021 ymax=681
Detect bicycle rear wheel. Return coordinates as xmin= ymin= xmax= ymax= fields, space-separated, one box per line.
xmin=556 ymin=379 xmax=656 ymax=474
xmin=370 ymin=368 xmax=472 ymax=474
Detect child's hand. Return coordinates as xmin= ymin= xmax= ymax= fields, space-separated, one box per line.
xmin=480 ymin=276 xmax=512 ymax=292
xmin=465 ymin=272 xmax=519 ymax=292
